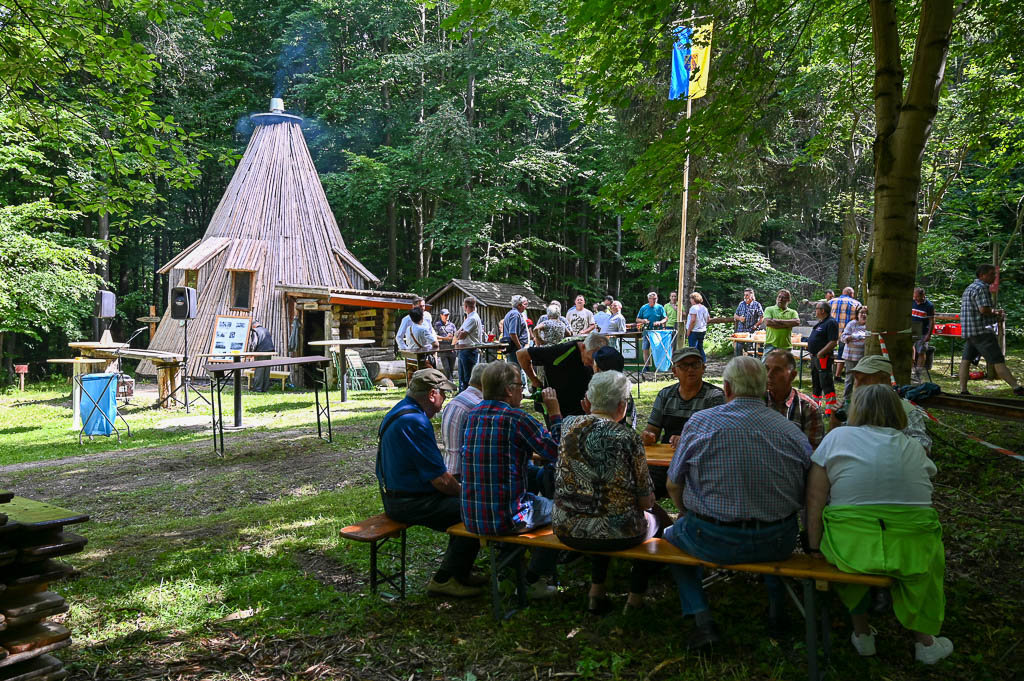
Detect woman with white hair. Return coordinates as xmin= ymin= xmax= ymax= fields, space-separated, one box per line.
xmin=806 ymin=384 xmax=952 ymax=664
xmin=553 ymin=371 xmax=670 ymax=614
xmin=535 ymin=305 xmax=569 ymax=346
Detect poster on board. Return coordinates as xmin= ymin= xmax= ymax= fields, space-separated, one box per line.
xmin=210 ymin=314 xmax=252 ymax=357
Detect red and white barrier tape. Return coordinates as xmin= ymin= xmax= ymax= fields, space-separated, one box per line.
xmin=915 ymin=406 xmax=1024 ymax=462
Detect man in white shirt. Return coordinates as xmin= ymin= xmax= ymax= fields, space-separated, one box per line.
xmin=566 ymin=295 xmax=596 ymax=335
xmin=606 ymin=301 xmax=627 ymax=333
xmin=406 ymin=307 xmax=438 ymax=351
xmin=396 ymin=297 xmax=431 ymax=351
xmin=454 ymin=297 xmax=483 ymax=392
xmin=440 ymin=362 xmax=487 ymax=477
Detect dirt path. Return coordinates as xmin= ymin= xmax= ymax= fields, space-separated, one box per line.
xmin=2 ymin=427 xmax=377 ymax=525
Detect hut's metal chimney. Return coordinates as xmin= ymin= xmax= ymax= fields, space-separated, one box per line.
xmin=270 ymin=98 xmax=285 ymax=113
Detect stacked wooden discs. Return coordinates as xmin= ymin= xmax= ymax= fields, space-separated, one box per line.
xmin=0 ymin=493 xmax=89 ymax=681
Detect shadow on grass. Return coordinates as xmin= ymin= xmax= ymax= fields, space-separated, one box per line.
xmin=7 ymin=395 xmax=70 ymax=408
xmin=246 ymin=401 xmax=316 ymax=414
xmin=0 ymin=425 xmax=40 ymax=436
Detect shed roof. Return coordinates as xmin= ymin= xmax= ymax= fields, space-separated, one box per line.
xmin=426 ymin=278 xmax=545 ymax=311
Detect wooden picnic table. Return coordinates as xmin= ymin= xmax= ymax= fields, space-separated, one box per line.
xmin=68 ymin=342 xmax=186 ymax=409
xmin=645 ymin=443 xmax=675 ymax=467
xmin=45 ymin=358 xmax=109 ymax=429
xmin=308 ymin=339 xmax=375 ymax=402
xmin=730 ymin=334 xmax=810 ymax=386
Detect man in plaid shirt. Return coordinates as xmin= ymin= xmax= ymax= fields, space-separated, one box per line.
xmin=664 ymin=356 xmax=811 ymax=648
xmin=732 ymin=288 xmax=764 ymax=356
xmin=958 ymin=264 xmax=1024 ymax=396
xmin=829 ymin=287 xmax=861 ymax=372
xmin=461 ymin=362 xmax=564 ymax=595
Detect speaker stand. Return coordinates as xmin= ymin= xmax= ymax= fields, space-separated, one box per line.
xmin=156 ymin=318 xmax=210 ymax=412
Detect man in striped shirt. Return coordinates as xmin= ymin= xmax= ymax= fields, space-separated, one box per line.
xmin=440 ymin=362 xmax=487 ymax=478
xmin=461 ymin=362 xmax=564 ymax=596
xmin=664 ymin=356 xmax=811 ymax=647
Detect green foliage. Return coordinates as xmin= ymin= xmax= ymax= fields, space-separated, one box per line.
xmin=0 ymin=201 xmax=100 ymax=341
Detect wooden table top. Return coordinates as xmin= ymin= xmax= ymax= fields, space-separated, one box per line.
xmin=307 ymin=339 xmax=375 ymax=347
xmin=193 ymin=351 xmax=276 ymax=360
xmin=645 ymin=443 xmax=675 ymax=467
xmin=46 ymin=358 xmax=107 ymax=365
xmin=0 ymin=497 xmax=89 ymax=530
xmin=203 ymin=355 xmax=330 ymax=373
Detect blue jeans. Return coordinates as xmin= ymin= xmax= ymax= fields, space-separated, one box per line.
xmin=688 ymin=331 xmax=706 ymax=363
xmin=664 ymin=512 xmax=798 ymax=615
xmin=457 ymin=348 xmax=478 ymax=392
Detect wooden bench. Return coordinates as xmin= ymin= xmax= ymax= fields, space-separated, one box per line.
xmin=241 ymin=369 xmax=289 ymax=391
xmin=447 ymin=523 xmax=892 ymax=681
xmin=340 ymin=514 xmax=408 ymax=598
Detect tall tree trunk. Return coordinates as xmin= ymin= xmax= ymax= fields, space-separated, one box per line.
xmin=383 ymin=81 xmax=398 ymax=283
xmin=865 ymin=0 xmax=954 ymax=383
xmin=836 ymin=113 xmax=862 ymax=291
xmin=683 ymin=227 xmax=698 ymax=300
xmin=461 ymin=30 xmax=476 ymax=280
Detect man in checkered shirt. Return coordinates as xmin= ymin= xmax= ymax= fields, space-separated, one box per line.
xmin=958 ymin=264 xmax=1024 ymax=396
xmin=829 ymin=287 xmax=861 ymax=371
xmin=664 ymin=356 xmax=812 ymax=648
xmin=461 ymin=362 xmax=564 ymax=597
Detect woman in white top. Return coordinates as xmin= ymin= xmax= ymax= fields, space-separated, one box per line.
xmin=686 ymin=292 xmax=710 ymax=362
xmin=840 ymin=306 xmax=869 ymax=396
xmin=805 ymin=384 xmax=952 ymax=665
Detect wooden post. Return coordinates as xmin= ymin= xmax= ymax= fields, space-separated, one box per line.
xmin=675 ymin=96 xmax=693 ymax=350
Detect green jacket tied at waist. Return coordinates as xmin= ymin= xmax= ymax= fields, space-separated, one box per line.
xmin=821 ymin=504 xmax=945 ymax=635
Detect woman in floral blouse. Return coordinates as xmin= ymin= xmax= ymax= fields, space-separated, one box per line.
xmin=553 ymin=371 xmax=671 ymax=614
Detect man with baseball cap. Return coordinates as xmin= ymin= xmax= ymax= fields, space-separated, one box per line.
xmin=377 ymin=368 xmax=482 ymax=598
xmin=834 ymin=355 xmax=931 ymax=453
xmin=641 ymin=346 xmax=725 ymax=498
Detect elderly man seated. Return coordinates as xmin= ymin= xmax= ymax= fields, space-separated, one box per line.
xmin=763 ymin=349 xmax=824 ymax=449
xmin=461 ymin=362 xmax=564 ymax=597
xmin=832 ymin=355 xmax=931 ymax=453
xmin=440 ymin=362 xmax=487 ymax=479
xmin=641 ymin=347 xmax=725 ymax=497
xmin=665 ymin=356 xmax=812 ymax=647
xmin=377 ymin=368 xmax=482 ymax=598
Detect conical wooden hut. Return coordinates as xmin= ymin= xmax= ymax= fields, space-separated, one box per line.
xmin=140 ymin=100 xmax=380 ymax=380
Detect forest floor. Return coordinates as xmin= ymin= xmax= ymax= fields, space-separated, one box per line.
xmin=1 ymin=353 xmax=1023 ymax=680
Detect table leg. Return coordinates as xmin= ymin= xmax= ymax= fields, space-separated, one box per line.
xmin=232 ymin=356 xmax=242 ymax=428
xmin=798 ymin=347 xmax=805 ymax=388
xmin=71 ymin=364 xmax=83 ymax=431
xmin=340 ymin=350 xmax=349 ymax=402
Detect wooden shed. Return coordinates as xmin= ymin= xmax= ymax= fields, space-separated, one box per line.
xmin=140 ymin=100 xmax=380 ymax=380
xmin=425 ymin=279 xmax=546 ymax=337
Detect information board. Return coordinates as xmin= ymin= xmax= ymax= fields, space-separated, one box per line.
xmin=210 ymin=314 xmax=252 ymax=357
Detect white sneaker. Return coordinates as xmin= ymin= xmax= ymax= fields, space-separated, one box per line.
xmin=915 ymin=636 xmax=953 ymax=664
xmin=850 ymin=629 xmax=877 ymax=656
xmin=525 ymin=580 xmax=557 ymax=599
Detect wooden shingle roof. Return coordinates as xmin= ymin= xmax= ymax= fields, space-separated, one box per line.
xmin=426 ymin=279 xmax=546 ymax=311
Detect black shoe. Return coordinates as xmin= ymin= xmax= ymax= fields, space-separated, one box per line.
xmin=686 ymin=621 xmax=720 ymax=649
xmin=1013 ymin=386 xmax=1024 ymax=397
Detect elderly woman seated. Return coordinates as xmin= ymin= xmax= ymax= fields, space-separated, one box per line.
xmin=806 ymin=384 xmax=952 ymax=665
xmin=552 ymin=371 xmax=671 ymax=615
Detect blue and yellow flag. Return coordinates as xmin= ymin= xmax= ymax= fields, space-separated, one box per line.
xmin=670 ymin=23 xmax=713 ymax=100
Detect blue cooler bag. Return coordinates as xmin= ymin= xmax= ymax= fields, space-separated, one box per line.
xmin=81 ymin=373 xmax=117 ymax=436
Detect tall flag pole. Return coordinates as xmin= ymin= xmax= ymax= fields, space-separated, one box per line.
xmin=670 ymin=23 xmax=713 ymax=343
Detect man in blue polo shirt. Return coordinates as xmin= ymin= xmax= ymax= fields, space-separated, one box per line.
xmin=636 ymin=292 xmax=667 ymax=365
xmin=377 ymin=368 xmax=483 ymax=598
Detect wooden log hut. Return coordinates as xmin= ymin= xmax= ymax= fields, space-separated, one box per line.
xmin=425 ymin=279 xmax=546 ymax=336
xmin=140 ymin=99 xmax=381 ymax=381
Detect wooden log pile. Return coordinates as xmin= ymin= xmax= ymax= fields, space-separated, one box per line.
xmin=0 ymin=494 xmax=89 ymax=681
xmin=332 ymin=308 xmax=394 ymax=348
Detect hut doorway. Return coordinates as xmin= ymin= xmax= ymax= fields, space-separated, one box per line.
xmin=302 ymin=309 xmax=326 ymax=357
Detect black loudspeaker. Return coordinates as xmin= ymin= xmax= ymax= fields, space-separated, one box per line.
xmin=96 ymin=290 xmax=116 ymax=318
xmin=171 ymin=286 xmax=198 ymax=320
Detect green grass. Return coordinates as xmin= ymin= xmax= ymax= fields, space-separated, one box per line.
xmin=2 ymin=363 xmax=1023 ymax=680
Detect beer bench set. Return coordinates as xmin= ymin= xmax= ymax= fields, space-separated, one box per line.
xmin=340 ymin=512 xmax=892 ymax=681
xmin=0 ymin=494 xmax=89 ymax=681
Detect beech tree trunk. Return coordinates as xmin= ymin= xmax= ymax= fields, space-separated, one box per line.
xmin=864 ymin=0 xmax=954 ymax=384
